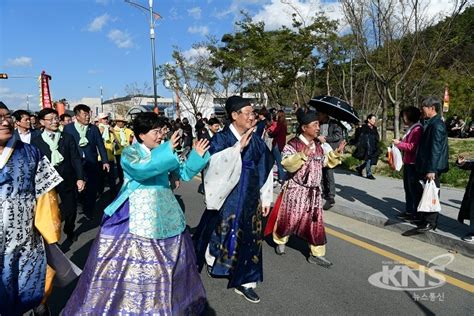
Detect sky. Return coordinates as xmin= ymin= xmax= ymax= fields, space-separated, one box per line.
xmin=0 ymin=0 xmax=453 ymax=111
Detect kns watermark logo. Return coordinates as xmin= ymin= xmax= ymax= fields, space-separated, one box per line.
xmin=368 ymin=253 xmax=454 ymax=291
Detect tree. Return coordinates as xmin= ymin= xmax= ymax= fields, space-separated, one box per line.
xmin=157 ymin=45 xmax=218 ymax=119
xmin=209 ymin=11 xmax=339 ymax=108
xmin=124 ymin=81 xmax=151 ymax=107
xmin=341 ymin=0 xmax=468 ymax=140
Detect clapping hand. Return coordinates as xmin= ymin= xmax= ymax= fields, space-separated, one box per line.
xmin=240 ymin=127 xmax=255 ymax=151
xmin=393 ymin=139 xmax=401 ymax=145
xmin=193 ymin=139 xmax=210 ymax=157
xmin=457 ymin=155 xmax=466 ymax=165
xmin=336 ymin=140 xmax=347 ymax=154
xmin=76 ymin=180 xmax=85 ymax=192
xmin=262 ymin=206 xmax=271 ymax=217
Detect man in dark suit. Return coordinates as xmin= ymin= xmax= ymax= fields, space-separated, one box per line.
xmin=64 ymin=104 xmax=110 ymax=219
xmin=415 ymin=96 xmax=449 ymax=232
xmin=31 ymin=108 xmax=85 ymax=241
xmin=318 ymin=111 xmax=344 ymax=210
xmin=12 ymin=109 xmax=40 ymax=143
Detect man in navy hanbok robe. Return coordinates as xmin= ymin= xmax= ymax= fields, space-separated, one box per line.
xmin=193 ymin=96 xmax=274 ymax=303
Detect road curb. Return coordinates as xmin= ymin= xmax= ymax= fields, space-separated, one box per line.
xmin=328 ymin=203 xmax=474 ymax=258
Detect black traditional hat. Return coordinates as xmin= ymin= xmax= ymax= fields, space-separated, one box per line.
xmin=296 ymin=108 xmax=318 ymax=125
xmin=225 ymin=96 xmax=251 ymax=116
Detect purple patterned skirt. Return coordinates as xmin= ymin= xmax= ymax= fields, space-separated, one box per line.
xmin=62 ymin=201 xmax=206 ymax=315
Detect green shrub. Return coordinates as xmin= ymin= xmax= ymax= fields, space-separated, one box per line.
xmin=440 ymin=162 xmax=470 ymax=188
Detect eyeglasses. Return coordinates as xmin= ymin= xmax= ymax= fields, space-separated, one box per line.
xmin=0 ymin=115 xmax=13 ymax=123
xmin=43 ymin=117 xmax=60 ymax=122
xmin=238 ymin=111 xmax=256 ymax=118
xmin=149 ymin=128 xmax=167 ymax=136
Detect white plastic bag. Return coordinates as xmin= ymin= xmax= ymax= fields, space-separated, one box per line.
xmin=391 ymin=145 xmax=403 ymax=171
xmin=417 ymin=180 xmax=441 ymax=213
xmin=321 ymin=142 xmax=333 ymax=155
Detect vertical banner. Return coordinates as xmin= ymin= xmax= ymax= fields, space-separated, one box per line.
xmin=40 ymin=71 xmax=53 ymax=109
xmin=443 ymin=85 xmax=449 ymax=113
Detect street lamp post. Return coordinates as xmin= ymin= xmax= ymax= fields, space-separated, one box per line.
xmin=149 ymin=0 xmax=158 ymax=113
xmin=125 ymin=0 xmax=160 ymax=114
xmin=100 ymin=86 xmax=104 ymax=112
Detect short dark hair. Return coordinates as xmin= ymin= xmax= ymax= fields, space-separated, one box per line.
xmin=365 ymin=113 xmax=375 ymax=124
xmin=0 ymin=101 xmax=8 ymax=111
xmin=208 ymin=117 xmax=220 ymax=126
xmin=132 ymin=112 xmax=167 ymax=143
xmin=401 ymin=106 xmax=421 ymax=124
xmin=60 ymin=113 xmax=72 ymax=121
xmin=12 ymin=110 xmax=30 ymax=121
xmin=421 ymin=96 xmax=441 ymax=112
xmin=73 ymin=104 xmax=91 ymax=115
xmin=38 ymin=108 xmax=58 ymax=120
xmin=258 ymin=107 xmax=268 ymax=116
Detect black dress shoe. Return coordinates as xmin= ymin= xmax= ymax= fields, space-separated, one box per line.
xmin=33 ymin=303 xmax=51 ymax=316
xmin=461 ymin=233 xmax=474 ymax=243
xmin=397 ymin=212 xmax=415 ymax=221
xmin=323 ymin=199 xmax=335 ymax=210
xmin=367 ymin=174 xmax=376 ymax=180
xmin=66 ymin=233 xmax=78 ymax=242
xmin=234 ymin=286 xmax=260 ymax=303
xmin=416 ymin=222 xmax=436 ymax=232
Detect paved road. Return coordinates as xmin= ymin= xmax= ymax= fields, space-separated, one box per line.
xmin=49 ymin=179 xmax=474 ymax=315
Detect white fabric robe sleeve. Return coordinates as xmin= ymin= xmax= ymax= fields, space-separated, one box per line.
xmin=260 ymin=170 xmax=273 ymax=207
xmin=204 ymin=142 xmax=242 ymax=210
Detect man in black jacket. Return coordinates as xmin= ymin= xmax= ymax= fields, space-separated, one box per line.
xmin=318 ymin=111 xmax=343 ymax=210
xmin=31 ymin=108 xmax=85 ymax=241
xmin=12 ymin=109 xmax=40 ymax=143
xmin=64 ymin=104 xmax=109 ymax=219
xmin=415 ymin=96 xmax=449 ymax=232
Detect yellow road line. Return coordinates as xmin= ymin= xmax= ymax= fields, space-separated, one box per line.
xmin=193 ymin=175 xmax=472 ymax=292
xmin=325 ymin=227 xmax=474 ymax=293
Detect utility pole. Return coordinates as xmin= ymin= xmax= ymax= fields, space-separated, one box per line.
xmin=100 ymin=86 xmax=104 ymax=112
xmin=125 ymin=0 xmax=161 ymax=114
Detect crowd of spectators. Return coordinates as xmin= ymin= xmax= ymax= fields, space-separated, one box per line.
xmin=445 ymin=112 xmax=474 ymax=138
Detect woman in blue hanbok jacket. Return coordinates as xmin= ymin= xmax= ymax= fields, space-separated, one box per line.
xmin=63 ymin=112 xmax=210 ymax=315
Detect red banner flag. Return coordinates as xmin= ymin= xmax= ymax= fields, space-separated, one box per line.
xmin=40 ymin=71 xmax=53 ymax=109
xmin=443 ymin=85 xmax=449 ymax=113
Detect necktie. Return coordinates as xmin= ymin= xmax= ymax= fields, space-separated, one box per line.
xmin=49 ymin=133 xmax=55 ymax=141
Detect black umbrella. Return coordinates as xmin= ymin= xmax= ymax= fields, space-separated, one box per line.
xmin=309 ymin=95 xmax=360 ymax=124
